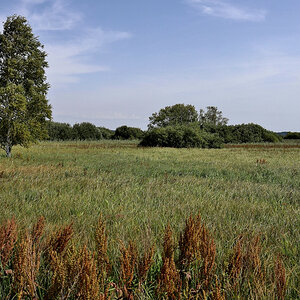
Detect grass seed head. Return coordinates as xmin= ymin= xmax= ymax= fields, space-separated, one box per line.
xmin=31 ymin=216 xmax=45 ymax=246
xmin=13 ymin=232 xmax=40 ymax=300
xmin=0 ymin=217 xmax=17 ymax=268
xmin=157 ymin=224 xmax=181 ymax=299
xmin=274 ymin=255 xmax=286 ymax=300
xmin=120 ymin=240 xmax=138 ymax=297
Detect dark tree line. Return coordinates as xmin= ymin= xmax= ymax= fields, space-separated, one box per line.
xmin=46 ymin=103 xmax=284 ymax=149
xmin=284 ymin=132 xmax=300 ymax=139
xmin=46 ymin=122 xmax=144 ymax=141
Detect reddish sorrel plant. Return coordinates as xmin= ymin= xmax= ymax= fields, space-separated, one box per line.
xmin=0 ymin=218 xmax=17 ymax=269
xmin=157 ymin=224 xmax=181 ymax=300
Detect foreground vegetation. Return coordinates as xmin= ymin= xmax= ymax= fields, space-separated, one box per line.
xmin=0 ymin=141 xmax=299 ymax=298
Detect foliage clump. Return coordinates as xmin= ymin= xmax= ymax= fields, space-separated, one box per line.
xmin=140 ymin=125 xmax=223 ymax=148
xmin=113 ymin=125 xmax=144 ymax=140
xmin=0 ymin=15 xmax=52 ymax=157
xmin=284 ymin=132 xmax=300 ymax=139
xmin=140 ymin=104 xmax=282 ymax=148
xmin=72 ymin=122 xmax=102 ymax=141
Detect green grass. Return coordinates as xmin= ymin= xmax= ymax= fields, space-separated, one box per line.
xmin=0 ymin=140 xmax=299 ymax=297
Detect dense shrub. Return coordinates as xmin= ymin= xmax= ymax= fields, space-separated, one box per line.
xmin=98 ymin=127 xmax=115 ymax=139
xmin=73 ymin=122 xmax=102 ymax=140
xmin=202 ymin=123 xmax=282 ymax=144
xmin=47 ymin=122 xmax=116 ymax=141
xmin=46 ymin=121 xmax=74 ymax=141
xmin=139 ymin=125 xmax=223 ymax=148
xmin=284 ymin=132 xmax=300 ymax=139
xmin=113 ymin=125 xmax=144 ymax=140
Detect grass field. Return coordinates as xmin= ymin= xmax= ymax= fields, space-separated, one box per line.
xmin=0 ymin=140 xmax=299 ymax=298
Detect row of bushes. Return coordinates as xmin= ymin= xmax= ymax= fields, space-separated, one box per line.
xmin=46 ymin=121 xmax=283 ymax=148
xmin=284 ymin=132 xmax=300 ymax=139
xmin=202 ymin=123 xmax=282 ymax=144
xmin=140 ymin=125 xmax=223 ymax=148
xmin=46 ymin=122 xmax=143 ymax=141
xmin=139 ymin=123 xmax=282 ymax=148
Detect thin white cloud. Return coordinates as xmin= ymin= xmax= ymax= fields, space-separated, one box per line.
xmin=20 ymin=0 xmax=82 ymax=30
xmin=46 ymin=28 xmax=131 ymax=85
xmin=0 ymin=0 xmax=132 ymax=85
xmin=186 ymin=0 xmax=266 ymax=22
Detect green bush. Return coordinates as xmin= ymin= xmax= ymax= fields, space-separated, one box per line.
xmin=113 ymin=126 xmax=144 ymax=140
xmin=46 ymin=122 xmax=74 ymax=141
xmin=73 ymin=122 xmax=102 ymax=140
xmin=284 ymin=132 xmax=300 ymax=139
xmin=98 ymin=127 xmax=115 ymax=139
xmin=139 ymin=125 xmax=223 ymax=148
xmin=202 ymin=123 xmax=282 ymax=144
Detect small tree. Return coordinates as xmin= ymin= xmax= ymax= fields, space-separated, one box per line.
xmin=0 ymin=15 xmax=51 ymax=157
xmin=46 ymin=121 xmax=74 ymax=141
xmin=113 ymin=125 xmax=144 ymax=140
xmin=72 ymin=122 xmax=102 ymax=140
xmin=148 ymin=104 xmax=198 ymax=129
xmin=199 ymin=106 xmax=228 ymax=127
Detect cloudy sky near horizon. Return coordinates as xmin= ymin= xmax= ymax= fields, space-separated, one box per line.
xmin=1 ymin=0 xmax=300 ymax=131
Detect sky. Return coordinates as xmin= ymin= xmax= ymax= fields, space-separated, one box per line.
xmin=0 ymin=0 xmax=300 ymax=131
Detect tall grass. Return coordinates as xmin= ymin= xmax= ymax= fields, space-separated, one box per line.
xmin=0 ymin=140 xmax=299 ymax=298
xmin=0 ymin=215 xmax=291 ymax=299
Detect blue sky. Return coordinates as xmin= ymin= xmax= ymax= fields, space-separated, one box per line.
xmin=1 ymin=0 xmax=300 ymax=131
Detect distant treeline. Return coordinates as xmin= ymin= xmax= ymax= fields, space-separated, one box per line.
xmin=283 ymin=132 xmax=300 ymax=139
xmin=46 ymin=122 xmax=143 ymax=141
xmin=46 ymin=121 xmax=287 ymax=148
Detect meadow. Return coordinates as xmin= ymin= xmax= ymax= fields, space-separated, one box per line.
xmin=0 ymin=140 xmax=299 ymax=299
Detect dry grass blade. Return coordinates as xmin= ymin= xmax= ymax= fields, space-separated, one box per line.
xmin=0 ymin=218 xmax=17 ymax=268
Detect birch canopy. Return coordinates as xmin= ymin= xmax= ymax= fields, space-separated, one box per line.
xmin=0 ymin=15 xmax=51 ymax=157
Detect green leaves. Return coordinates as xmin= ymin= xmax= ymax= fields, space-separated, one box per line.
xmin=0 ymin=15 xmax=52 ymax=156
xmin=148 ymin=104 xmax=199 ymax=129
